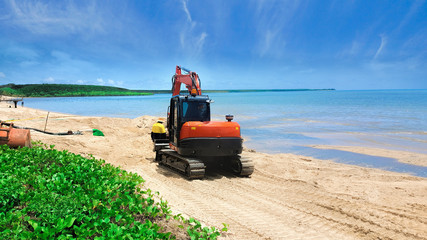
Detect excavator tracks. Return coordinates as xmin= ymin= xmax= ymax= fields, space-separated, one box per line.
xmin=155 ymin=147 xmax=254 ymax=179
xmin=157 ymin=149 xmax=206 ymax=179
xmin=230 ymin=156 xmax=254 ymax=177
xmin=185 ymin=159 xmax=206 ymax=179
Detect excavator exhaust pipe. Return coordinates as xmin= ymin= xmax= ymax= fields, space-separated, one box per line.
xmin=0 ymin=122 xmax=32 ymax=148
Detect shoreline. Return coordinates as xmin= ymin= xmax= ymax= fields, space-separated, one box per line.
xmin=1 ymin=103 xmax=426 ymax=239
xmin=4 ymin=102 xmax=426 ymax=169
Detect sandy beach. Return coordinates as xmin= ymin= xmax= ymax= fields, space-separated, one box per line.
xmin=1 ymin=102 xmax=426 ymax=240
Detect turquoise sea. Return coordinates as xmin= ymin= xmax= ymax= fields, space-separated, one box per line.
xmin=23 ymin=90 xmax=427 ymax=177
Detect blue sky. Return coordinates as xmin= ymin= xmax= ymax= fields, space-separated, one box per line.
xmin=0 ymin=0 xmax=426 ymax=90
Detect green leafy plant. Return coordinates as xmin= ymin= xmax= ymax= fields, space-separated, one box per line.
xmin=0 ymin=142 xmax=226 ymax=239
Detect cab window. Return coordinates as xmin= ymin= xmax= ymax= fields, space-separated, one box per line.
xmin=182 ymin=101 xmax=210 ymax=122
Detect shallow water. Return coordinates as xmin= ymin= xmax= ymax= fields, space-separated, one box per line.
xmin=22 ymin=90 xmax=427 ymax=176
xmin=291 ymin=146 xmax=427 ymax=177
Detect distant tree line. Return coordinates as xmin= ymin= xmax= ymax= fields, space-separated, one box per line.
xmin=0 ymin=83 xmax=335 ymax=97
xmin=0 ymin=84 xmax=152 ymax=97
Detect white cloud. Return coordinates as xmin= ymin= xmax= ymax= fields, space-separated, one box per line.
xmin=195 ymin=32 xmax=208 ymax=54
xmin=96 ymin=78 xmax=123 ymax=87
xmin=0 ymin=72 xmax=5 ymax=78
xmin=182 ymin=0 xmax=192 ymax=23
xmin=44 ymin=77 xmax=55 ymax=83
xmin=3 ymin=0 xmax=106 ymax=36
xmin=4 ymin=45 xmax=39 ymax=60
xmin=51 ymin=51 xmax=71 ymax=61
xmin=19 ymin=61 xmax=39 ymax=68
xmin=96 ymin=78 xmax=105 ymax=85
xmin=339 ymin=40 xmax=362 ymax=57
xmin=76 ymin=80 xmax=85 ymax=84
xmin=374 ymin=34 xmax=387 ymax=60
xmin=260 ymin=30 xmax=280 ymax=57
xmin=395 ymin=1 xmax=425 ymax=34
xmin=252 ymin=1 xmax=299 ymax=58
xmin=179 ymin=0 xmax=208 ymax=57
xmin=1 ymin=44 xmax=41 ymax=68
xmin=298 ymin=68 xmax=315 ymax=74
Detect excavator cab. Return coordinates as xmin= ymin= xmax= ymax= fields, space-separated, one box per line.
xmin=168 ymin=95 xmax=211 ymax=147
xmin=167 ymin=93 xmax=244 ymax=158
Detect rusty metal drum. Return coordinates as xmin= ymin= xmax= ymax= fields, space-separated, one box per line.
xmin=0 ymin=122 xmax=32 ymax=148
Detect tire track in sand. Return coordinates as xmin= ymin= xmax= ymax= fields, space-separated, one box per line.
xmin=130 ymin=160 xmax=427 ymax=239
xmin=252 ymin=168 xmax=427 ymax=240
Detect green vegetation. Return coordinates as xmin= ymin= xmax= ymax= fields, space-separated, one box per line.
xmin=0 ymin=83 xmax=335 ymax=97
xmin=0 ymin=143 xmax=225 ymax=239
xmin=0 ymin=84 xmax=153 ymax=97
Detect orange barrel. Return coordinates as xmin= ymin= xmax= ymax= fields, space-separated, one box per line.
xmin=0 ymin=122 xmax=32 ymax=148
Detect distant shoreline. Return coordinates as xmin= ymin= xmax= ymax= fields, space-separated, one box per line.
xmin=134 ymin=88 xmax=336 ymax=94
xmin=1 ymin=83 xmax=335 ymax=97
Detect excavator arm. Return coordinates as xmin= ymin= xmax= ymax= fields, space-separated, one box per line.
xmin=172 ymin=66 xmax=202 ymax=96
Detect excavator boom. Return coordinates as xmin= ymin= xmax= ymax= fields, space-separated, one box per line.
xmin=172 ymin=66 xmax=202 ymax=96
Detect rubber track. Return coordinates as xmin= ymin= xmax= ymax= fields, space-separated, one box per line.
xmin=159 ymin=149 xmax=205 ymax=179
xmin=186 ymin=159 xmax=206 ymax=179
xmin=237 ymin=156 xmax=255 ymax=176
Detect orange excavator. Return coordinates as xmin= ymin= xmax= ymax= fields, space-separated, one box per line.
xmin=153 ymin=66 xmax=254 ymax=179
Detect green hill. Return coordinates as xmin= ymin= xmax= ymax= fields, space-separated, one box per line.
xmin=0 ymin=84 xmax=152 ymax=97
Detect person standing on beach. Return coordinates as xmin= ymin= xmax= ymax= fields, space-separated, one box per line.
xmin=151 ymin=120 xmax=166 ymax=141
